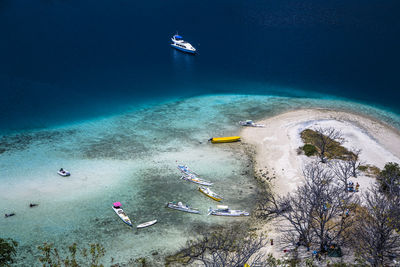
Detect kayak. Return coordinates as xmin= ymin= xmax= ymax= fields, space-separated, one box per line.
xmin=209 ymin=136 xmax=240 ymax=143
xmin=112 ymin=202 xmax=133 ymax=227
xmin=137 ymin=220 xmax=157 ymax=229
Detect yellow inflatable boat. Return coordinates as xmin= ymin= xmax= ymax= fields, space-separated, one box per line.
xmin=209 ymin=136 xmax=241 ymax=143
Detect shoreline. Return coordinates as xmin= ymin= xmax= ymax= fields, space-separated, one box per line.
xmin=241 ymin=108 xmax=400 ymax=257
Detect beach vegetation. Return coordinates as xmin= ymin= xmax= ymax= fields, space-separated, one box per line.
xmin=358 ymin=164 xmax=380 ymax=177
xmin=300 ymin=128 xmax=349 ymax=162
xmin=301 ymin=144 xmax=317 ymax=157
xmin=37 ymin=242 xmax=105 ymax=267
xmin=257 ymin=161 xmax=358 ymax=255
xmin=377 ymin=162 xmax=400 ymax=195
xmin=347 ymin=148 xmax=363 ymax=178
xmin=166 ymin=225 xmax=266 ymax=267
xmin=0 ymin=237 xmax=18 ymax=266
xmin=330 ymin=159 xmax=354 ymax=192
xmin=349 ymin=185 xmax=400 ymax=266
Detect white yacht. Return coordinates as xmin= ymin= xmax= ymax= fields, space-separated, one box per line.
xmin=171 ymin=34 xmax=196 ymax=54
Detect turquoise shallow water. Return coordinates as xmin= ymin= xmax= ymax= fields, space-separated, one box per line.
xmin=1 ymin=94 xmax=400 ymax=265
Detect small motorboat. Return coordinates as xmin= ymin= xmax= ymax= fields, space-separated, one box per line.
xmin=57 ymin=168 xmax=70 ymax=177
xmin=199 ymin=186 xmax=223 ymax=202
xmin=177 ymin=165 xmax=213 ymax=186
xmin=112 ymin=202 xmax=133 ymax=227
xmin=137 ymin=219 xmax=157 ymax=229
xmin=208 ymin=205 xmax=250 ymax=216
xmin=166 ymin=201 xmax=200 ymax=214
xmin=171 ymin=34 xmax=196 ymax=54
xmin=209 ymin=136 xmax=241 ymax=144
xmin=239 ymin=120 xmax=265 ymax=127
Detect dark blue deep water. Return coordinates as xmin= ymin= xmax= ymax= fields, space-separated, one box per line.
xmin=1 ymin=0 xmax=399 ymax=131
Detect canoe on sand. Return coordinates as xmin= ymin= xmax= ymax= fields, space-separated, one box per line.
xmin=209 ymin=136 xmax=240 ymax=143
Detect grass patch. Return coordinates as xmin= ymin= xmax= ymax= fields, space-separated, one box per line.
xmin=300 ymin=129 xmax=354 ymax=160
xmin=358 ymin=164 xmax=380 ymax=177
xmin=165 ymin=251 xmax=191 ymax=266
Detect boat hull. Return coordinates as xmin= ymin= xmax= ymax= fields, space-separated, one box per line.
xmin=112 ymin=207 xmax=133 ymax=227
xmin=57 ymin=171 xmax=70 ymax=177
xmin=166 ymin=203 xmax=200 ymax=214
xmin=199 ymin=187 xmax=222 ymax=202
xmin=210 ymin=136 xmax=241 ymax=143
xmin=171 ymin=44 xmax=196 ymax=54
xmin=178 ymin=165 xmax=213 ymax=185
xmin=137 ymin=220 xmax=157 ymax=229
xmin=210 ymin=211 xmax=250 ymax=216
xmin=181 ymin=175 xmax=213 ymax=186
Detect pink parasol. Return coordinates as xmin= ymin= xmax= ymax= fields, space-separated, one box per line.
xmin=113 ymin=202 xmax=122 ymax=207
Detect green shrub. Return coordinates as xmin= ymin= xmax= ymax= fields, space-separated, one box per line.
xmin=302 ymin=144 xmax=317 ymax=157
xmin=0 ymin=238 xmax=18 ymax=266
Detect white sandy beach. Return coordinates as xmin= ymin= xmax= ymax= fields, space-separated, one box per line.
xmin=241 ymin=108 xmax=400 ymax=256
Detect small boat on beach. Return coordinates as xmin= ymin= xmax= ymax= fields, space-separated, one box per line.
xmin=57 ymin=168 xmax=70 ymax=177
xmin=166 ymin=201 xmax=200 ymax=214
xmin=208 ymin=205 xmax=250 ymax=216
xmin=177 ymin=165 xmax=213 ymax=186
xmin=171 ymin=34 xmax=196 ymax=54
xmin=239 ymin=120 xmax=265 ymax=127
xmin=199 ymin=186 xmax=223 ymax=202
xmin=137 ymin=219 xmax=157 ymax=229
xmin=209 ymin=136 xmax=241 ymax=143
xmin=112 ymin=202 xmax=133 ymax=227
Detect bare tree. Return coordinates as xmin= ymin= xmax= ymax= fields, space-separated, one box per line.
xmin=313 ymin=127 xmax=344 ymax=163
xmin=347 ymin=148 xmax=362 ymax=178
xmin=330 ymin=159 xmax=353 ymax=192
xmin=350 ymin=185 xmax=400 ymax=266
xmin=303 ymin=162 xmax=357 ymax=251
xmin=181 ymin=226 xmax=267 ymax=267
xmin=260 ymin=162 xmax=357 ymax=253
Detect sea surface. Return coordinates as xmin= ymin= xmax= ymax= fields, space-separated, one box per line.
xmin=1 ymin=0 xmax=400 ymax=265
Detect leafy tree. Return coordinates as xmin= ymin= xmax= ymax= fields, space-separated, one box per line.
xmin=0 ymin=238 xmax=18 ymax=266
xmin=377 ymin=162 xmax=400 ymax=195
xmin=38 ymin=242 xmax=105 ymax=267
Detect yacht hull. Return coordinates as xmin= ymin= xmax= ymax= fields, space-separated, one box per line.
xmin=171 ymin=44 xmax=196 ymax=54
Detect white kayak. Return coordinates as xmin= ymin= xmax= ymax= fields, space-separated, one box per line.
xmin=137 ymin=219 xmax=157 ymax=229
xmin=112 ymin=202 xmax=133 ymax=227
